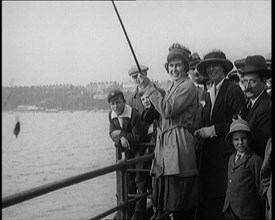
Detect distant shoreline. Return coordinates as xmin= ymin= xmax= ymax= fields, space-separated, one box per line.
xmin=2 ymin=109 xmax=110 ymax=114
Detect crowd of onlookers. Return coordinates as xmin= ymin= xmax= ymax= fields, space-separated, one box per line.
xmin=107 ymin=43 xmax=272 ymax=220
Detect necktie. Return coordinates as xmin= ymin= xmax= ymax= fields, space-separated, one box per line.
xmin=247 ymin=101 xmax=252 ymax=113
xmin=235 ymin=153 xmax=241 ymax=163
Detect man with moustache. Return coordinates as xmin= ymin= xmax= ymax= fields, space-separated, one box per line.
xmin=240 ymin=55 xmax=271 ymax=158
xmin=194 ymin=50 xmax=246 ymax=219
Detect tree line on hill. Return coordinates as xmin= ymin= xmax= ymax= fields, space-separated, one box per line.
xmin=2 ymin=84 xmax=133 ymax=112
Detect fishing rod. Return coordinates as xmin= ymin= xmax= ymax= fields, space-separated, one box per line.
xmin=111 ymin=0 xmax=143 ymax=75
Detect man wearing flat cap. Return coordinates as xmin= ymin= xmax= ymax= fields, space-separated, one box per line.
xmin=194 ymin=49 xmax=246 ymax=219
xmin=127 ymin=64 xmax=150 ymax=115
xmin=126 ymin=64 xmax=165 ymax=220
xmin=240 ymin=55 xmax=271 ymax=159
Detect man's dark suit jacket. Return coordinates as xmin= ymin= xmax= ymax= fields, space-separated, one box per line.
xmin=245 ymin=91 xmax=272 ymax=158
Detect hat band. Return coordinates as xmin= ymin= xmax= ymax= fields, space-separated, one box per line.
xmin=245 ymin=66 xmax=267 ymax=73
xmin=230 ymin=123 xmax=251 ymax=133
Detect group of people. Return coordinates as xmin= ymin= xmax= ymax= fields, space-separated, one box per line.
xmin=107 ymin=42 xmax=272 ymax=220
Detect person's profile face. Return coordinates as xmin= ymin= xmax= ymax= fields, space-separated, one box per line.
xmin=109 ymin=96 xmax=125 ymax=116
xmin=188 ymin=68 xmax=203 ymax=84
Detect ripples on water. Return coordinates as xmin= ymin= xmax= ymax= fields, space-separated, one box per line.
xmin=2 ymin=111 xmax=117 ymax=219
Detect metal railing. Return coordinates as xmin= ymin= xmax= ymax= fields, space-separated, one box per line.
xmin=2 ymin=143 xmax=158 ymax=220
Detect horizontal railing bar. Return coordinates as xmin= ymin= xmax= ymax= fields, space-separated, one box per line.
xmin=89 ymin=191 xmax=152 ymax=220
xmin=2 ymin=162 xmax=122 ymax=208
xmin=89 ymin=202 xmax=125 ymax=220
xmin=128 ymin=191 xmax=152 ymax=204
xmin=127 ymin=168 xmax=150 ymax=172
xmin=123 ymin=153 xmax=154 ymax=166
xmin=128 ymin=191 xmax=152 ymax=198
xmin=2 ymin=152 xmax=154 ymax=209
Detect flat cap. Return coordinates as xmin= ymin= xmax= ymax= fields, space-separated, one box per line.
xmin=107 ymin=89 xmax=124 ymax=103
xmin=128 ymin=65 xmax=149 ymax=76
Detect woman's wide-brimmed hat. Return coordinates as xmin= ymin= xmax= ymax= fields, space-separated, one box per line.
xmin=197 ymin=50 xmax=233 ymax=77
xmin=189 ymin=52 xmax=201 ymax=70
xmin=225 ymin=117 xmax=255 ymax=145
xmin=242 ymin=55 xmax=271 ymax=78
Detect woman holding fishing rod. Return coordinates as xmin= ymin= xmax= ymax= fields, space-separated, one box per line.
xmin=138 ymin=43 xmax=199 ymax=220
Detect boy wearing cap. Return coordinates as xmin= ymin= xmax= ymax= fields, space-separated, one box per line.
xmin=107 ymin=89 xmax=147 ymax=219
xmin=222 ymin=117 xmax=264 ymax=220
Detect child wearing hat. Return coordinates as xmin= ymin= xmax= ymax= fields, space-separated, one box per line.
xmin=107 ymin=89 xmax=147 ymax=219
xmin=222 ymin=117 xmax=264 ymax=220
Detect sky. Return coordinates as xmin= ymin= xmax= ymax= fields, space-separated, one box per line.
xmin=2 ymin=0 xmax=271 ymax=87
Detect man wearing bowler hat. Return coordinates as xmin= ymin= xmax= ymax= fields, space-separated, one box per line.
xmin=194 ymin=49 xmax=246 ymax=219
xmin=240 ymin=55 xmax=271 ymax=159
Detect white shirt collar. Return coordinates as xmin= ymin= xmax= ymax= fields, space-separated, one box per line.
xmin=250 ymin=89 xmax=265 ymax=107
xmin=236 ymin=151 xmax=245 ymax=157
xmin=215 ymin=78 xmax=225 ymax=93
xmin=111 ymin=104 xmax=132 ymax=119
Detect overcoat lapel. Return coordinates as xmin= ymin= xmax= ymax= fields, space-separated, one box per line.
xmin=246 ymin=91 xmax=269 ymax=121
xmin=113 ymin=118 xmax=122 ymax=129
xmin=122 ymin=118 xmax=130 ymax=130
xmin=165 ymin=78 xmax=184 ymax=100
xmin=211 ymin=79 xmax=230 ymax=123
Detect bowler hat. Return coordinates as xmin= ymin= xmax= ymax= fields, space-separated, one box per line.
xmin=107 ymin=89 xmax=124 ymax=103
xmin=128 ymin=65 xmax=149 ymax=76
xmin=234 ymin=58 xmax=245 ymax=73
xmin=225 ymin=118 xmax=255 ymax=145
xmin=243 ymin=55 xmax=271 ymax=78
xmin=197 ymin=50 xmax=233 ymax=77
xmin=189 ymin=52 xmax=201 ymax=69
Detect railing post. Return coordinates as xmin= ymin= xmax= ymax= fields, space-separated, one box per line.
xmin=115 ymin=146 xmax=128 ymax=219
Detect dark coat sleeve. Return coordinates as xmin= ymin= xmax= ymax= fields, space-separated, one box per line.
xmin=120 ymin=108 xmax=146 ymax=143
xmin=108 ymin=111 xmax=121 ymax=144
xmin=214 ymin=81 xmax=246 ymax=136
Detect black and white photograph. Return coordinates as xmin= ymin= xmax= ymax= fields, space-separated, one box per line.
xmin=2 ymin=0 xmax=271 ymax=219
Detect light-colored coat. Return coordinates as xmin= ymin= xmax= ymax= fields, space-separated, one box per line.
xmin=144 ymin=77 xmax=198 ymax=177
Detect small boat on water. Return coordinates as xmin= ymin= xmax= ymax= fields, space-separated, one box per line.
xmin=45 ymin=108 xmax=59 ymax=113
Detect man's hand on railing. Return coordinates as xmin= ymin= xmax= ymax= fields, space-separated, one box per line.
xmin=120 ymin=137 xmax=130 ymax=150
